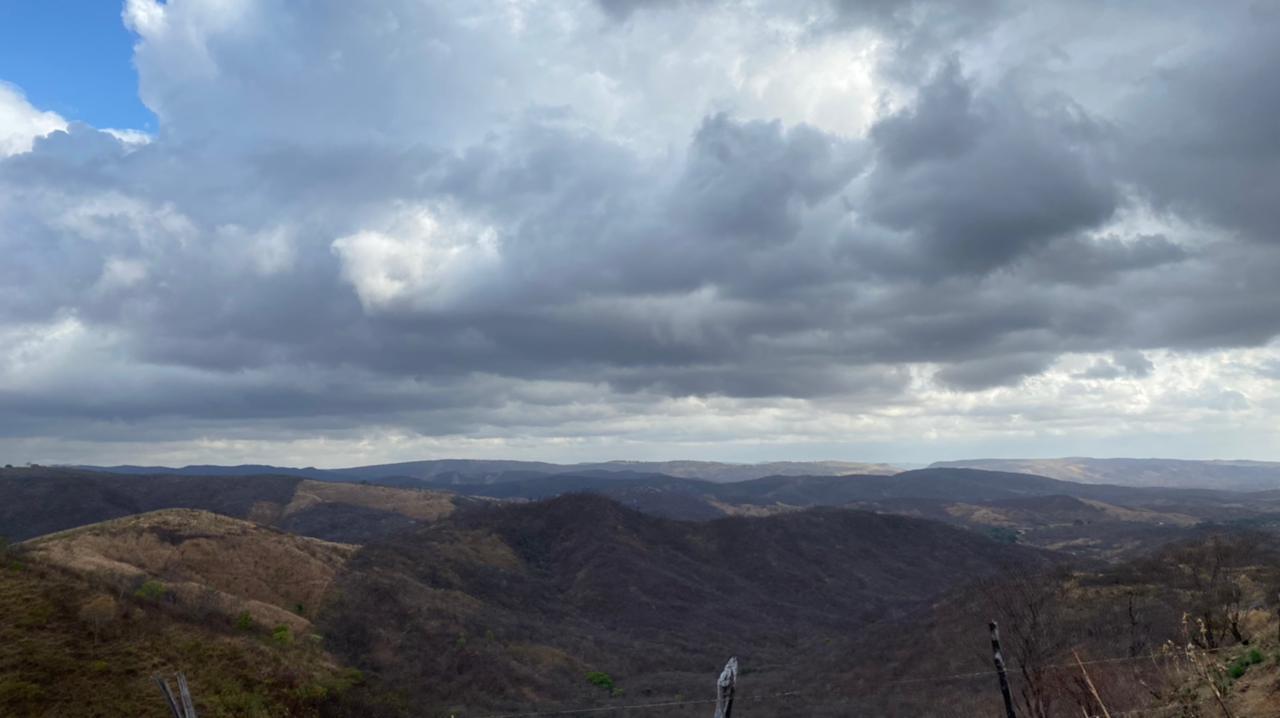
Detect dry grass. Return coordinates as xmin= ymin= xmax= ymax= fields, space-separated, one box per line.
xmin=24 ymin=509 xmax=356 ymax=630
xmin=283 ymin=479 xmax=456 ymax=521
xmin=1075 ymin=498 xmax=1199 ymax=527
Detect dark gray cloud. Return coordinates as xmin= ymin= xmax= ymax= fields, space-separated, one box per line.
xmin=1123 ymin=6 xmax=1280 ymax=242
xmin=1075 ymin=351 xmax=1154 ymax=380
xmin=934 ymin=353 xmax=1054 ymax=391
xmin=862 ymin=60 xmax=1118 ymax=275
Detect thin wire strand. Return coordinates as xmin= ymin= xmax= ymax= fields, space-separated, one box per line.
xmin=470 ymin=646 xmax=1228 ymax=717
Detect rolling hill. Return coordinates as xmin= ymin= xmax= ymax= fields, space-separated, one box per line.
xmin=317 ymin=493 xmax=1054 ymax=713
xmin=24 ymin=509 xmax=357 ymax=633
xmin=0 ymin=467 xmax=458 ymax=544
xmin=0 ymin=516 xmax=369 ymax=718
xmin=427 ymin=468 xmax=1273 ymax=559
xmin=79 ymin=458 xmax=901 ymax=485
xmin=931 ymin=457 xmax=1280 ymax=490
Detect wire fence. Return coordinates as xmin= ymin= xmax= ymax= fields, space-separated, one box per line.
xmin=471 ymin=646 xmax=1229 ymax=718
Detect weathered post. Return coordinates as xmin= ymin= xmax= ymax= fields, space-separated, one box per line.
xmin=177 ymin=673 xmax=198 ymax=718
xmin=990 ymin=621 xmax=1018 ymax=718
xmin=155 ymin=673 xmax=198 ymax=718
xmin=155 ymin=675 xmax=182 ymax=718
xmin=714 ymin=656 xmax=738 ymax=718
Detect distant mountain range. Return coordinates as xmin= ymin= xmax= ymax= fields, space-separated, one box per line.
xmin=78 ymin=459 xmax=900 ymax=484
xmin=931 ymin=457 xmax=1280 ymax=491
xmin=15 ymin=464 xmax=1280 ymax=562
xmin=0 ymin=466 xmax=458 ymax=543
xmin=76 ymin=456 xmax=1280 ymax=491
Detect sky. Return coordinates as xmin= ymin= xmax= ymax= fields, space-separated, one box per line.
xmin=0 ymin=0 xmax=1277 ymax=468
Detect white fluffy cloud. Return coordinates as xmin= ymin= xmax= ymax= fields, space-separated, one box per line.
xmin=332 ymin=205 xmax=502 ymax=312
xmin=0 ymin=82 xmax=66 ymax=157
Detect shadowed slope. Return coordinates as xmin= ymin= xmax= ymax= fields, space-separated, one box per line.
xmin=319 ymin=493 xmax=1053 ymax=713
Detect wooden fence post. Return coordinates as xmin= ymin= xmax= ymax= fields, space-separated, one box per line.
xmin=990 ymin=621 xmax=1018 ymax=718
xmin=155 ymin=673 xmax=198 ymax=718
xmin=155 ymin=675 xmax=182 ymax=718
xmin=714 ymin=656 xmax=738 ymax=718
xmin=177 ymin=673 xmax=198 ymax=718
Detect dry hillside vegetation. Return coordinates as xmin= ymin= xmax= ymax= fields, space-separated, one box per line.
xmin=25 ymin=509 xmax=355 ymax=632
xmin=933 ymin=458 xmax=1280 ymax=490
xmin=281 ymin=479 xmax=456 ymax=521
xmin=318 ymin=494 xmax=1055 ymax=715
xmin=0 ymin=553 xmax=365 ymax=717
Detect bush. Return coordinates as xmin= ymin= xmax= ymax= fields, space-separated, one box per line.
xmin=985 ymin=527 xmax=1019 ymax=544
xmin=133 ymin=580 xmax=166 ymax=602
xmin=586 ymin=671 xmax=614 ymax=692
xmin=271 ymin=625 xmax=293 ymax=645
xmin=1228 ymin=649 xmax=1266 ymax=679
xmin=0 ymin=678 xmax=43 ymax=703
xmin=78 ymin=595 xmax=118 ymax=643
xmin=235 ymin=610 xmax=254 ymax=631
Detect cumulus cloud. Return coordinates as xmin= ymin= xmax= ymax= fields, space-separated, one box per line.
xmin=0 ymin=82 xmax=66 ymax=157
xmin=332 ymin=205 xmax=502 ymax=313
xmin=1 ymin=0 xmax=1279 ymax=464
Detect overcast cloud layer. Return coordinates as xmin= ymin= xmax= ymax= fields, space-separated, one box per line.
xmin=1 ymin=0 xmax=1278 ymax=466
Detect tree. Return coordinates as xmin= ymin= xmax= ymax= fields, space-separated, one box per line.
xmin=980 ymin=563 xmax=1072 ymax=718
xmin=78 ymin=595 xmax=118 ymax=645
xmin=1159 ymin=533 xmax=1266 ymax=649
xmin=133 ymin=579 xmax=167 ymax=602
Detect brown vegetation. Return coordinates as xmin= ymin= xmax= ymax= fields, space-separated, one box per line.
xmin=24 ymin=509 xmax=356 ymax=632
xmin=0 ymin=556 xmax=363 ymax=717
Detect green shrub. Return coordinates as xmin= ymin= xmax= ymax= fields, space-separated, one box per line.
xmin=984 ymin=527 xmax=1018 ymax=544
xmin=586 ymin=671 xmax=614 ymax=692
xmin=271 ymin=625 xmax=293 ymax=645
xmin=133 ymin=579 xmax=166 ymax=602
xmin=235 ymin=611 xmax=254 ymax=631
xmin=0 ymin=678 xmax=44 ymax=702
xmin=1228 ymin=650 xmax=1265 ymax=679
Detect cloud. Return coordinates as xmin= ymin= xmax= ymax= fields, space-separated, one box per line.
xmin=1075 ymin=351 xmax=1155 ymax=380
xmin=861 ymin=59 xmax=1118 ymax=275
xmin=1 ymin=0 xmax=1280 ymax=463
xmin=331 ymin=205 xmax=502 ymax=313
xmin=0 ymin=83 xmax=66 ymax=157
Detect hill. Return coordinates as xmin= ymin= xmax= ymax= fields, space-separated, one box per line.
xmin=79 ymin=458 xmax=901 ymax=485
xmin=0 ymin=526 xmax=367 ymax=717
xmin=931 ymin=457 xmax=1280 ymax=490
xmin=24 ymin=509 xmax=357 ymax=633
xmin=427 ymin=468 xmax=1273 ymax=559
xmin=0 ymin=467 xmax=459 ymax=544
xmin=317 ymin=493 xmax=1053 ymax=713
